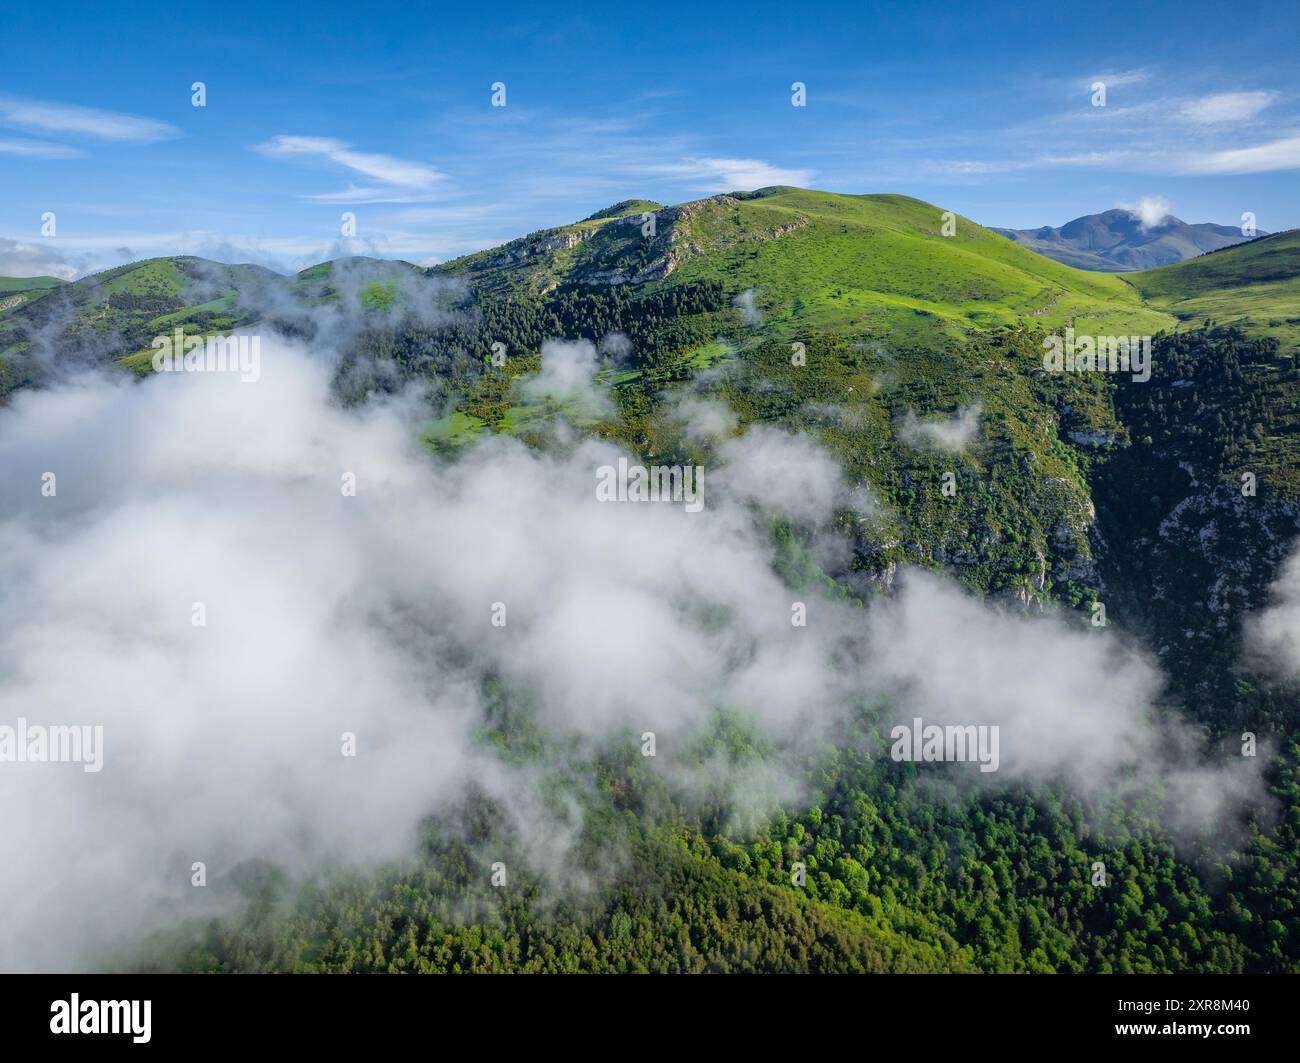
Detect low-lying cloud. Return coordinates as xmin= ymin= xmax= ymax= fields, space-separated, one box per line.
xmin=1120 ymin=194 xmax=1173 ymax=230
xmin=1245 ymin=548 xmax=1300 ymax=679
xmin=517 ymin=338 xmax=614 ymax=418
xmin=732 ymin=288 xmax=763 ymax=327
xmin=0 ymin=337 xmax=1266 ymax=971
xmin=897 ymin=403 xmax=983 ymax=453
xmin=0 ymin=237 xmax=82 ymax=281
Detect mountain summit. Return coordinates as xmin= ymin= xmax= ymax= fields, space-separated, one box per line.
xmin=993 ymin=209 xmax=1264 ymax=272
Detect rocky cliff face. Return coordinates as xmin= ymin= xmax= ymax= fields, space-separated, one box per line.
xmin=573 ymin=195 xmax=810 ymax=287
xmin=485 ymin=227 xmax=597 ymax=267
xmin=1085 ymin=441 xmax=1300 ymax=715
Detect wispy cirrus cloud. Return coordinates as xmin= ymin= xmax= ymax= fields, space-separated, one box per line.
xmin=936 ymin=137 xmax=1300 ymax=179
xmin=1180 ymin=134 xmax=1300 ymax=175
xmin=695 ymin=156 xmax=814 ymax=191
xmin=450 ymin=106 xmax=813 ymax=195
xmin=254 ymin=135 xmax=448 ymax=203
xmin=1080 ymin=69 xmax=1150 ymax=92
xmin=0 ymin=137 xmax=84 ymax=159
xmin=1179 ymin=91 xmax=1279 ymax=124
xmin=927 ymin=150 xmax=1141 ymax=176
xmin=0 ymin=94 xmax=178 ymax=143
xmin=927 ymin=74 xmax=1299 ymax=181
xmin=650 ymin=156 xmax=814 ymax=193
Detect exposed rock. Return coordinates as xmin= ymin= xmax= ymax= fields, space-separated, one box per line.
xmin=576 ymin=196 xmax=808 ymax=287
xmin=1068 ymin=429 xmax=1127 ymax=447
xmin=485 ymin=226 xmax=597 ymax=267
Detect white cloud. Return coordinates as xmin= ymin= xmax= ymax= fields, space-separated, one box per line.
xmin=732 ymin=288 xmax=763 ymax=326
xmin=255 ymin=135 xmax=447 ymax=203
xmin=926 ymin=78 xmax=1291 ymax=182
xmin=670 ymin=395 xmax=738 ymax=442
xmin=1119 ymin=194 xmax=1173 ymax=229
xmin=0 ymin=94 xmax=178 ymax=143
xmin=928 ymin=150 xmax=1141 ymax=177
xmin=2 ymin=223 xmax=489 ymax=280
xmin=1246 ymin=549 xmax=1300 ymax=677
xmin=716 ymin=425 xmax=873 ymax=523
xmin=665 ymin=156 xmax=814 ymax=193
xmin=897 ymin=404 xmax=982 ymax=453
xmin=1181 ymin=134 xmax=1300 ymax=175
xmin=0 ymin=237 xmax=81 ymax=280
xmin=1179 ymin=91 xmax=1278 ymax=125
xmin=0 ymin=137 xmax=83 ymax=159
xmin=0 ymin=337 xmax=1265 ymax=971
xmin=1082 ymin=70 xmax=1150 ymax=91
xmin=518 ymin=338 xmax=614 ymax=418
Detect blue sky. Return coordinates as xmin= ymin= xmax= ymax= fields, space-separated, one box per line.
xmin=2 ymin=0 xmax=1298 ymax=278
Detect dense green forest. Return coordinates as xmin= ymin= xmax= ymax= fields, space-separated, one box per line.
xmin=150 ymin=323 xmax=1300 ymax=976
xmin=159 ymin=726 xmax=1300 ymax=974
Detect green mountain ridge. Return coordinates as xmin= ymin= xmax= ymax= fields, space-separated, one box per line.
xmin=0 ymin=274 xmax=63 ymax=292
xmin=1128 ymin=228 xmax=1300 ymax=349
xmin=430 ymin=188 xmax=1178 ymax=344
xmin=8 ymin=189 xmax=1292 ymax=373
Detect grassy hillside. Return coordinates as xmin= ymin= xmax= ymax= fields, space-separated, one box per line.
xmin=292 ymin=255 xmax=424 ymax=297
xmin=434 ymin=187 xmax=1176 ymax=347
xmin=0 ymin=275 xmax=63 ymax=292
xmin=667 ymin=189 xmax=1174 ymax=340
xmin=1127 ymin=229 xmax=1300 ymax=352
xmin=418 ymin=189 xmax=1186 ymax=607
xmin=1 ymin=189 xmax=1183 ymax=399
xmin=0 ymin=274 xmax=63 ymax=315
xmin=0 ymin=256 xmax=282 ymax=391
xmin=0 ymin=256 xmax=271 ymax=347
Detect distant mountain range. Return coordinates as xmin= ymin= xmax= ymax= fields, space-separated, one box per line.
xmin=992 ymin=209 xmax=1265 ymax=272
